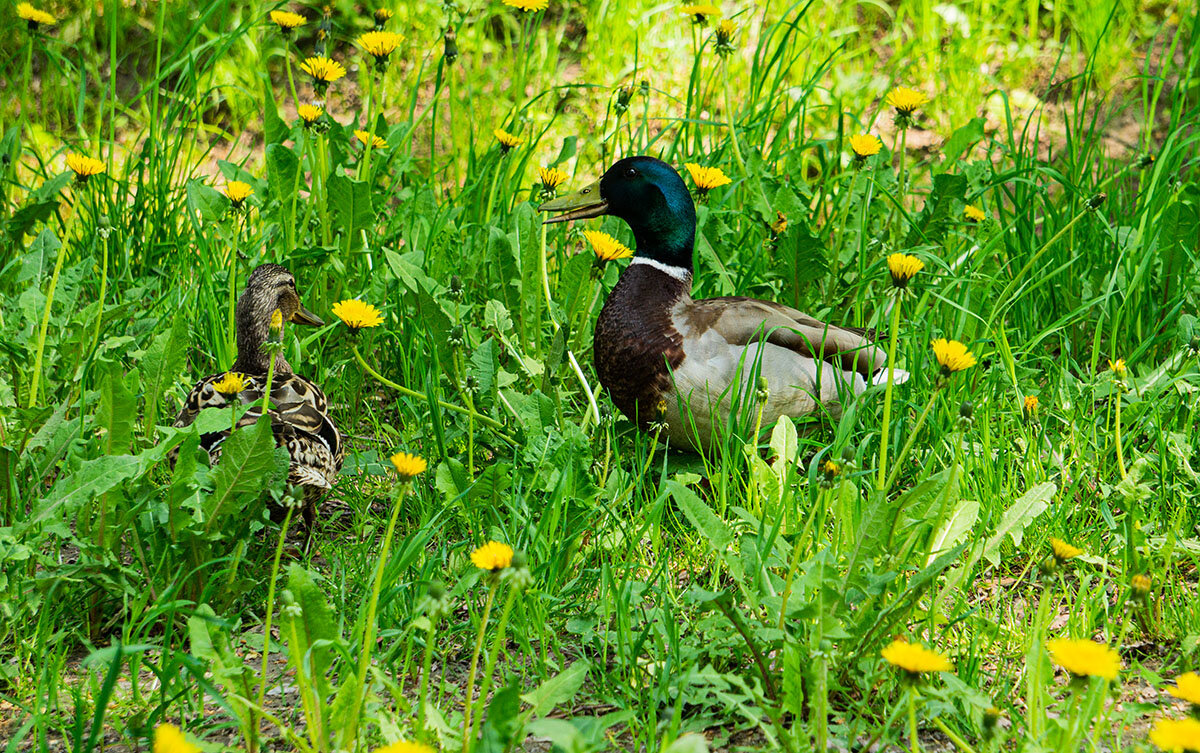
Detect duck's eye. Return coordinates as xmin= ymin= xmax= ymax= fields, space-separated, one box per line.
xmin=624 ymin=166 xmax=638 ymax=178
xmin=581 ymin=187 xmax=591 ymax=195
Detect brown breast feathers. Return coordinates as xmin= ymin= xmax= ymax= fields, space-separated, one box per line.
xmin=593 ymin=263 xmax=690 ymax=428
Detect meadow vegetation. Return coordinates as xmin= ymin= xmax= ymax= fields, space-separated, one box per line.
xmin=1 ymin=0 xmax=1199 ymax=751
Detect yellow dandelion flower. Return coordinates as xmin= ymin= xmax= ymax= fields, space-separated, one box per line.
xmin=223 ymin=181 xmax=253 ymax=207
xmin=66 ymin=154 xmax=106 ymax=183
xmin=504 ymin=0 xmax=549 ymax=11
xmin=684 ymin=163 xmax=732 ymax=192
xmin=886 ymin=87 xmax=930 ymax=114
xmin=1109 ymin=358 xmax=1127 ymax=378
xmin=1131 ymin=574 xmax=1152 ymax=599
xmin=493 ymin=128 xmax=524 ymax=151
xmin=539 ymin=166 xmax=568 ymax=191
xmin=269 ymin=10 xmax=307 ymax=31
xmin=212 ymin=372 xmax=247 ymax=396
xmin=1149 ymin=717 xmax=1200 ymax=752
xmin=583 ymin=230 xmax=633 ymax=262
xmin=373 ymin=8 xmax=394 ymax=25
xmin=849 ymin=134 xmax=883 ymax=158
xmin=1168 ymin=672 xmax=1200 ymax=706
xmin=680 ymin=3 xmax=721 ymax=23
xmin=332 ymin=299 xmax=384 ymax=329
xmin=154 ymin=724 xmax=201 ymax=753
xmin=714 ymin=19 xmax=737 ymax=52
xmin=1023 ymin=394 xmax=1040 ymax=417
xmin=964 ymin=204 xmax=986 ymax=222
xmin=389 ymin=452 xmax=427 ymax=482
xmin=1049 ymin=537 xmax=1082 ymax=563
xmin=820 ymin=460 xmax=841 ymax=478
xmin=300 ymin=56 xmax=347 ymax=84
xmin=297 ymin=104 xmax=323 ymax=125
xmin=16 ymin=2 xmax=56 ymax=29
xmin=881 ymin=639 xmax=953 ymax=674
xmin=887 ymin=253 xmax=923 ymax=289
xmin=376 ymin=742 xmax=436 ymax=753
xmin=471 ymin=541 xmax=514 ymax=571
xmin=269 ymin=309 xmax=284 ymax=333
xmin=358 ymin=30 xmax=402 ymax=63
xmin=1046 ymin=638 xmax=1121 ymax=680
xmin=931 ymin=339 xmax=977 ymax=375
xmin=355 ymin=130 xmax=387 ymax=150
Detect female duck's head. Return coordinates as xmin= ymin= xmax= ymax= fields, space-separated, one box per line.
xmin=541 ymin=156 xmax=697 ymax=270
xmin=235 ymin=264 xmax=324 ymax=373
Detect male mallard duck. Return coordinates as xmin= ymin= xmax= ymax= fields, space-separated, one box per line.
xmin=173 ymin=264 xmax=342 ymax=528
xmin=540 ymin=156 xmax=903 ymax=451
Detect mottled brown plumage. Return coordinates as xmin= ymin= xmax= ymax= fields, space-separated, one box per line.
xmin=173 ymin=264 xmax=341 ymax=528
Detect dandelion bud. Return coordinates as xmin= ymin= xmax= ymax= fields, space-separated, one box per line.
xmin=982 ymin=706 xmax=1002 ymax=739
xmin=615 ymin=84 xmax=635 ymax=114
xmin=819 ymin=459 xmax=841 ymax=489
xmin=448 ymin=274 xmax=464 ymax=300
xmin=1130 ymin=574 xmax=1152 ymax=604
xmin=770 ymin=211 xmax=788 ymax=238
xmin=1023 ymin=395 xmax=1039 ymax=420
xmin=448 ymin=324 xmax=465 ymax=346
xmin=443 ymin=27 xmax=458 ymax=64
xmin=427 ymin=581 xmax=447 ymax=601
xmin=1086 ymin=193 xmax=1107 ymax=211
xmin=754 ymin=375 xmax=769 ymax=402
xmin=463 ymin=373 xmax=479 ymax=393
xmin=1137 ymin=153 xmax=1155 ymax=169
xmin=958 ymin=400 xmax=974 ymax=420
xmin=841 ymin=445 xmax=857 ymax=464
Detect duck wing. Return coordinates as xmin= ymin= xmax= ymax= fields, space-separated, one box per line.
xmin=173 ymin=373 xmax=342 ymax=488
xmin=682 ymin=296 xmax=888 ymax=376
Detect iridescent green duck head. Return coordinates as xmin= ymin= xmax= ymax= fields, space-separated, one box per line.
xmin=234 ymin=263 xmax=324 ymax=374
xmin=540 ymin=156 xmax=697 ymax=270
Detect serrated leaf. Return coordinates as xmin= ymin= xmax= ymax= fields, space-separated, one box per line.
xmin=98 ymin=361 xmax=138 ymax=455
xmin=982 ymin=482 xmax=1056 ymax=566
xmin=282 ymin=564 xmax=340 ymax=701
xmin=206 ymin=416 xmax=287 ymax=525
xmin=328 ymin=173 xmax=374 ymax=250
xmin=904 ymin=173 xmax=968 ymax=246
xmin=140 ymin=311 xmax=189 ymax=437
xmin=266 ymin=143 xmax=300 ymax=207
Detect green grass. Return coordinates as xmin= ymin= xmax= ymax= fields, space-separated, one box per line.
xmin=1 ymin=0 xmax=1199 ymax=751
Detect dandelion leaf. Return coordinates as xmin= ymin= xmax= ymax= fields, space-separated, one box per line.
xmin=521 ymin=660 xmax=590 ymax=718
xmin=261 ymin=77 xmax=287 ymax=145
xmin=328 ymin=173 xmax=374 ymax=250
xmin=477 ymin=679 xmax=521 ymax=753
xmin=140 ymin=311 xmax=189 ymax=437
xmin=904 ymin=172 xmax=968 ymax=247
xmin=206 ymin=416 xmax=288 ymax=526
xmin=940 ymin=117 xmax=986 ymax=168
xmin=982 ymin=481 xmax=1056 ymax=566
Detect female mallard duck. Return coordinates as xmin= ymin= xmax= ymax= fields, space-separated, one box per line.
xmin=540 ymin=156 xmax=903 ymax=451
xmin=173 ymin=264 xmax=342 ymax=528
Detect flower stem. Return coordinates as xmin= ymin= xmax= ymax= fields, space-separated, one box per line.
xmin=254 ymin=505 xmax=295 ymax=752
xmin=469 ymin=583 xmax=517 ymax=745
xmin=884 ymin=389 xmax=940 ymax=518
xmin=349 ymin=344 xmax=512 ymax=438
xmin=1113 ymin=386 xmax=1128 ymax=480
xmin=346 ymin=479 xmax=411 ymax=747
xmin=461 ymin=581 xmax=497 ymax=753
xmin=876 ymin=295 xmax=904 ymax=489
xmin=27 ymin=224 xmax=71 ymax=408
xmin=416 ymin=613 xmax=440 ymax=741
xmin=483 ymin=154 xmax=503 ymax=226
xmin=908 ymin=686 xmax=921 ymax=753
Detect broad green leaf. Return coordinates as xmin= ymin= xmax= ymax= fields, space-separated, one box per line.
xmin=206 ymin=416 xmax=288 ymax=525
xmin=904 ymin=173 xmax=968 ymax=247
xmin=663 ymin=734 xmax=710 ymax=753
xmin=282 ymin=564 xmax=340 ymax=702
xmin=23 ymin=455 xmax=145 ymax=534
xmin=140 ymin=311 xmax=190 ymax=437
xmin=328 ymin=173 xmax=374 ymax=250
xmin=521 ymin=661 xmax=589 ymax=718
xmin=665 ymin=480 xmax=736 ymax=576
xmin=940 ymin=118 xmax=986 ymax=168
xmin=926 ymin=498 xmax=979 ymax=565
xmin=187 ymin=179 xmax=228 ymax=222
xmin=477 ymin=679 xmax=521 ymax=753
xmin=982 ymin=482 xmax=1057 ymax=566
xmin=97 ymin=361 xmax=138 ymax=455
xmin=524 ymin=718 xmax=584 ymax=753
xmin=266 ymin=143 xmax=300 ymax=207
xmin=262 ymin=77 xmax=287 ymax=145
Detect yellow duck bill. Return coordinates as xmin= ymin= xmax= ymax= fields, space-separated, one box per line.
xmin=538 ymin=179 xmax=608 ymax=224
